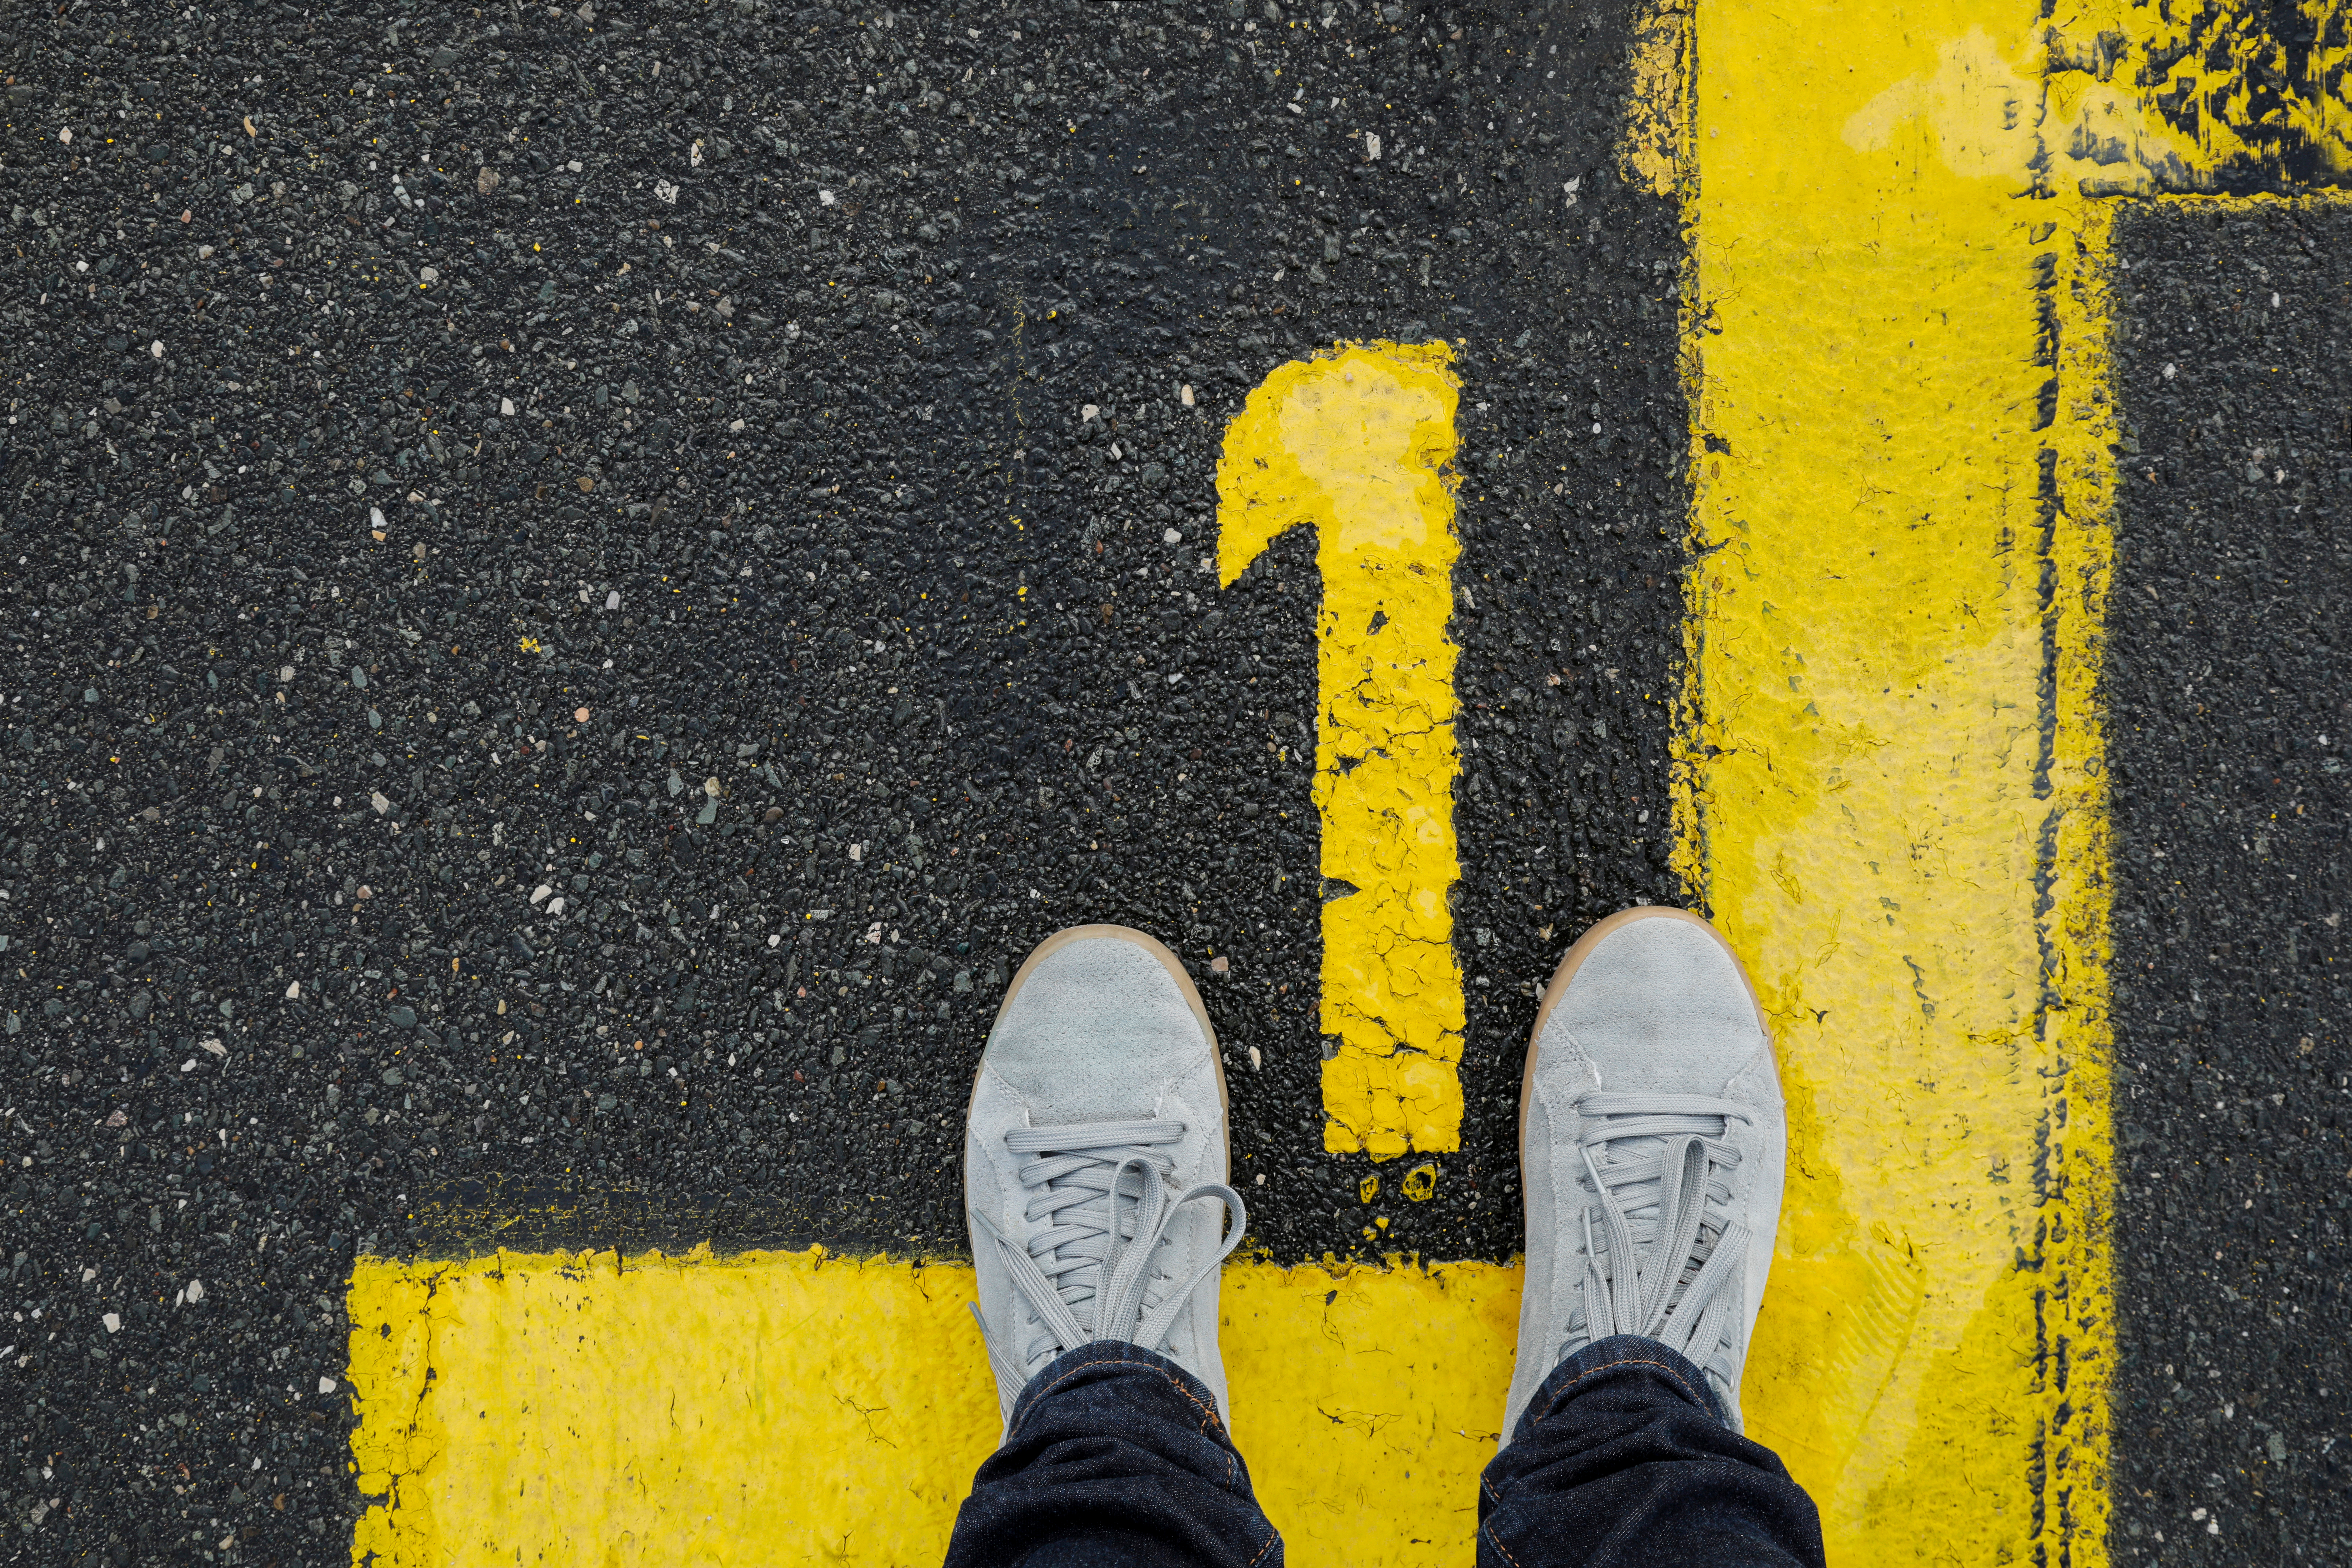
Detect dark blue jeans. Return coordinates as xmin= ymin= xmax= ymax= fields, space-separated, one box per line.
xmin=943 ymin=1336 xmax=1825 ymax=1568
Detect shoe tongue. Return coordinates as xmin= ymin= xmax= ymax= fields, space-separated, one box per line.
xmin=1597 ymin=1130 xmax=1672 ymax=1233
xmin=1036 ymin=1155 xmax=1135 ymax=1346
xmin=1606 ymin=1128 xmax=1732 ymax=1317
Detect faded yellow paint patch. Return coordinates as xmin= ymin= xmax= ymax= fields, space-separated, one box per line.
xmin=1838 ymin=3 xmax=2352 ymax=196
xmin=347 ymin=1250 xmax=1520 ymax=1568
xmin=1679 ymin=3 xmax=2112 ymax=1565
xmin=1217 ymin=342 xmax=1465 ymax=1159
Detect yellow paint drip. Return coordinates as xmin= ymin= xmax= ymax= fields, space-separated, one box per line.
xmin=1216 ymin=341 xmax=1464 ymax=1158
xmin=347 ymin=1250 xmax=1520 ymax=1567
xmin=1680 ymin=4 xmax=2113 ymax=1564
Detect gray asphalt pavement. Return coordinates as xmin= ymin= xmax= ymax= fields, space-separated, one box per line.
xmin=2109 ymin=197 xmax=2352 ymax=1559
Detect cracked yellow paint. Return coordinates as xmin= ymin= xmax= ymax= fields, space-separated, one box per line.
xmin=1678 ymin=4 xmax=2113 ymax=1564
xmin=346 ymin=1249 xmax=1519 ymax=1568
xmin=1216 ymin=342 xmax=1465 ymax=1159
xmin=1618 ymin=0 xmax=1693 ymax=197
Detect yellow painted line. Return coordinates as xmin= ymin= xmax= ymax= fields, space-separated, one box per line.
xmin=1216 ymin=342 xmax=1466 ymax=1159
xmin=1678 ymin=7 xmax=2114 ymax=1564
xmin=347 ymin=1249 xmax=1518 ymax=1567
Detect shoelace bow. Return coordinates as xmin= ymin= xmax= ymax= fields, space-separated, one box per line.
xmin=972 ymin=1117 xmax=1246 ymax=1387
xmin=1564 ymin=1091 xmax=1755 ymax=1389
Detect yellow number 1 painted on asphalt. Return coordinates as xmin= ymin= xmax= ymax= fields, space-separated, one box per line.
xmin=1216 ymin=342 xmax=1465 ymax=1160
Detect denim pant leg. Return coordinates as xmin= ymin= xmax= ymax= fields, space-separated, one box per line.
xmin=1477 ymin=1335 xmax=1825 ymax=1568
xmin=945 ymin=1341 xmax=1283 ymax=1568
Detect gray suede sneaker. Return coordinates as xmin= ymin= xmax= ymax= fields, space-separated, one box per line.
xmin=1504 ymin=907 xmax=1786 ymax=1440
xmin=965 ymin=925 xmax=1246 ymax=1434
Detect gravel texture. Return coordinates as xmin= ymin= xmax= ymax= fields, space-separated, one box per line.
xmin=2108 ymin=200 xmax=2352 ymax=1560
xmin=2 ymin=1 xmax=1685 ymax=1557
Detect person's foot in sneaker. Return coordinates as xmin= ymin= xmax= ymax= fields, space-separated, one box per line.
xmin=1504 ymin=907 xmax=1787 ymax=1438
xmin=964 ymin=925 xmax=1247 ymax=1431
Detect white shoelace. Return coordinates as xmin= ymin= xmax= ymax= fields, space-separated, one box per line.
xmin=1561 ymin=1091 xmax=1755 ymax=1393
xmin=972 ymin=1117 xmax=1247 ymax=1389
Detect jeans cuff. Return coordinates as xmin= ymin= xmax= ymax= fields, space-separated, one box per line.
xmin=1520 ymin=1333 xmax=1729 ymax=1437
xmin=1005 ymin=1340 xmax=1228 ymax=1445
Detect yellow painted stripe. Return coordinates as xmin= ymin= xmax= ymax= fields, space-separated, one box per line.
xmin=347 ymin=1250 xmax=1518 ymax=1567
xmin=1216 ymin=342 xmax=1467 ymax=1160
xmin=1680 ymin=7 xmax=2113 ymax=1564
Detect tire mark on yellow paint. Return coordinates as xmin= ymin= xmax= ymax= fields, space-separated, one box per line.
xmin=1675 ymin=10 xmax=2113 ymax=1566
xmin=1216 ymin=342 xmax=1465 ymax=1160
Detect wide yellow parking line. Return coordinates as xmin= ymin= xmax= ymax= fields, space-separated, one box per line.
xmin=348 ymin=1249 xmax=1518 ymax=1567
xmin=1679 ymin=5 xmax=2114 ymax=1564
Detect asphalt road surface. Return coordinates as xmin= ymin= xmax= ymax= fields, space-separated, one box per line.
xmin=3 ymin=2 xmax=1684 ymax=1560
xmin=1 ymin=0 xmax=2347 ymax=1563
xmin=2106 ymin=198 xmax=2352 ymax=1561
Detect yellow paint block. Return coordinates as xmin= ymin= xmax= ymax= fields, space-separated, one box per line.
xmin=347 ymin=1250 xmax=1521 ymax=1568
xmin=1216 ymin=342 xmax=1466 ymax=1159
xmin=1680 ymin=4 xmax=2113 ymax=1564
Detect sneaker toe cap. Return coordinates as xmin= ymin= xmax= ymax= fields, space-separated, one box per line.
xmin=983 ymin=933 xmax=1217 ymax=1124
xmin=1543 ymin=912 xmax=1768 ymax=1096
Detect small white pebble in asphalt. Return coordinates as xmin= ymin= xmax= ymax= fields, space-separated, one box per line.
xmin=370 ymin=791 xmax=392 ymax=816
xmin=318 ymin=1377 xmax=338 ymax=1395
xmin=285 ymin=981 xmax=301 ymax=1000
xmin=1248 ymin=1046 xmax=1262 ymax=1072
xmin=1164 ymin=528 xmax=1183 ymax=545
xmin=500 ymin=397 xmax=516 ymax=416
xmin=529 ymin=884 xmax=552 ymax=905
xmin=57 ymin=127 xmax=70 ymax=144
xmin=604 ymin=589 xmax=621 ymax=610
xmin=149 ymin=340 xmax=164 ymax=359
xmin=102 ymin=1313 xmax=121 ymax=1335
xmin=185 ymin=1279 xmax=205 ymax=1303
